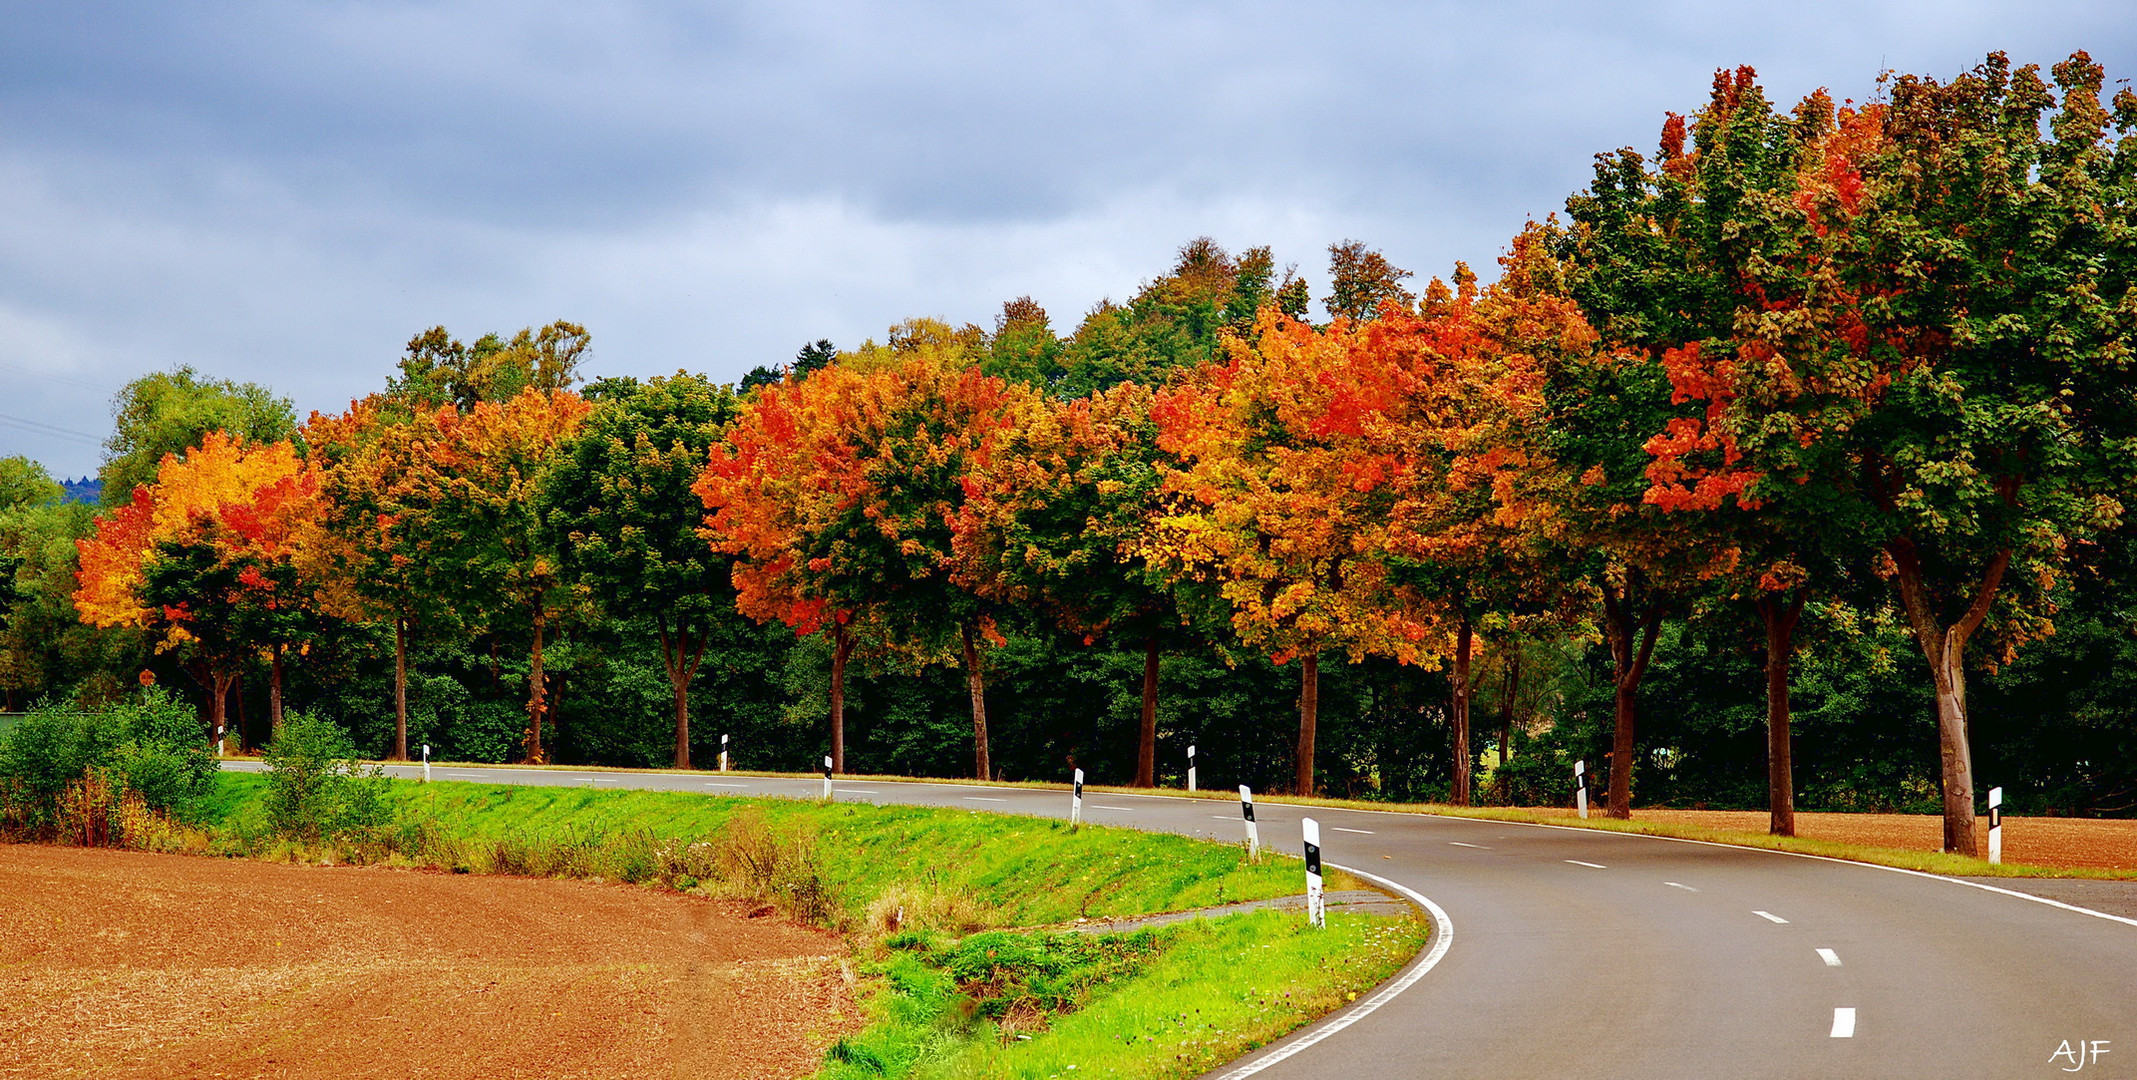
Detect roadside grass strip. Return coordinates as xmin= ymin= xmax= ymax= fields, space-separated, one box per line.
xmin=205 ymin=773 xmax=1327 ymax=926
xmin=821 ymin=910 xmax=1427 ymax=1080
xmin=190 ymin=773 xmax=1428 ymax=1080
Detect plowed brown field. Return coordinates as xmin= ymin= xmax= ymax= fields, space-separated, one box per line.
xmin=1514 ymin=808 xmax=2137 ymax=871
xmin=0 ymin=846 xmax=859 ymax=1079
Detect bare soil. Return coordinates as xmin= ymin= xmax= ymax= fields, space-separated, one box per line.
xmin=1516 ymin=807 xmax=2137 ymax=871
xmin=0 ymin=845 xmax=860 ymax=1080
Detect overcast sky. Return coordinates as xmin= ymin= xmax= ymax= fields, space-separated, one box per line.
xmin=1 ymin=1 xmax=2129 ymax=477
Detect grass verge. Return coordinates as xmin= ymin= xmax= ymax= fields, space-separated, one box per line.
xmin=183 ymin=772 xmax=1428 ymax=1080
xmin=203 ymin=773 xmax=1349 ymax=927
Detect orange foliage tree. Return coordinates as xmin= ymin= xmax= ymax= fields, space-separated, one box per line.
xmin=386 ymin=389 xmax=592 ymax=763
xmin=1147 ymin=309 xmax=1441 ymax=796
xmin=74 ymin=433 xmax=323 ymax=746
xmin=699 ymin=338 xmax=1033 ymax=778
xmin=953 ymin=382 xmax=1213 ymax=786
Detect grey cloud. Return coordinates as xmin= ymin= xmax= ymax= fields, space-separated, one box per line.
xmin=0 ymin=0 xmax=2130 ymax=475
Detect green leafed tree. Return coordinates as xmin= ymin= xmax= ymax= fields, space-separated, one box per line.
xmin=98 ymin=368 xmax=296 ymax=506
xmin=544 ymin=372 xmax=744 ymax=769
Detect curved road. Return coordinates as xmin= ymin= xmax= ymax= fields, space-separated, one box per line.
xmin=302 ymin=763 xmax=2135 ymax=1079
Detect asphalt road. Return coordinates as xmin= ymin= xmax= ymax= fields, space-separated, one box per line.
xmin=242 ymin=762 xmax=2137 ymax=1079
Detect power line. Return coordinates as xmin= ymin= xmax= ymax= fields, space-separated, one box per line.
xmin=0 ymin=358 xmax=106 ymax=393
xmin=0 ymin=411 xmax=104 ymax=446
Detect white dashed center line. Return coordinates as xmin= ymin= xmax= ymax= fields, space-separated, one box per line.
xmin=1816 ymin=948 xmax=1842 ymax=967
xmin=1754 ymin=910 xmax=1790 ymax=924
xmin=1564 ymin=860 xmax=1607 ymax=869
xmin=1664 ymin=881 xmax=1700 ymax=892
xmin=1448 ymin=842 xmax=1489 ymax=849
xmin=962 ymin=797 xmax=1008 ymax=802
xmin=1830 ymin=1008 xmax=1856 ymax=1038
xmin=1211 ymin=816 xmax=1236 ymax=821
xmin=1332 ymin=827 xmax=1375 ymax=835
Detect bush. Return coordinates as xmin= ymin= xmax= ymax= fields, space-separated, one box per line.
xmin=262 ymin=714 xmax=390 ymax=841
xmin=0 ymin=690 xmax=219 ymax=836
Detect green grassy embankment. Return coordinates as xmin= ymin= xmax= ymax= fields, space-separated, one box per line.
xmin=197 ymin=773 xmax=1430 ymax=1080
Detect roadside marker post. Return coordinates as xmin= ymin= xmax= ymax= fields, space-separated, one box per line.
xmin=1187 ymin=744 xmax=1198 ymax=792
xmin=421 ymin=743 xmax=430 ymax=783
xmin=823 ymin=756 xmax=834 ymax=801
xmin=1574 ymin=759 xmax=1589 ymax=819
xmin=720 ymin=734 xmax=729 ymax=772
xmin=1302 ymin=817 xmax=1325 ymax=929
xmin=1071 ymin=768 xmax=1084 ymax=828
xmin=216 ymin=725 xmax=226 ymax=758
xmin=1240 ymin=785 xmax=1259 ymax=860
xmin=1988 ymin=786 xmax=2003 ymax=865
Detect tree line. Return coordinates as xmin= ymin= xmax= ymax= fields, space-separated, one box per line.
xmin=2 ymin=52 xmax=2133 ymax=855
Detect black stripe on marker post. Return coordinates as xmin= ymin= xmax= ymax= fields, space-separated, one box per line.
xmin=1304 ymin=839 xmax=1321 ymax=877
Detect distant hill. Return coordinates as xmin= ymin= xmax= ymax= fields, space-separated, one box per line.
xmin=59 ymin=478 xmax=102 ymax=505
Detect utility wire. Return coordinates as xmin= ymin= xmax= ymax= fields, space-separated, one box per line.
xmin=0 ymin=411 xmax=104 ymax=446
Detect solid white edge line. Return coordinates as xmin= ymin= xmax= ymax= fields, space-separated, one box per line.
xmin=1204 ymin=863 xmax=1452 ymax=1080
xmin=1830 ymin=1007 xmax=1856 ymax=1038
xmin=1817 ymin=948 xmax=1842 ymax=967
xmin=1332 ymin=827 xmax=1375 ymax=834
xmin=308 ymin=762 xmax=2137 ymax=931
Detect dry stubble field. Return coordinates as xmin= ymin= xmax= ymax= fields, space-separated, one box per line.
xmin=0 ymin=845 xmax=860 ymax=1080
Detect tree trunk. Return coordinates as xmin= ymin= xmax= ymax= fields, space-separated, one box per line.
xmin=1499 ymin=649 xmax=1522 ymax=770
xmin=392 ymin=617 xmax=410 ymax=761
xmin=268 ymin=645 xmax=285 ymax=739
xmin=1135 ymin=635 xmax=1160 ymax=788
xmin=1758 ymin=591 xmax=1804 ymax=837
xmin=524 ymin=596 xmax=547 ymax=765
xmin=232 ymin=679 xmax=247 ymax=753
xmin=1296 ymin=653 xmax=1319 ymax=797
xmin=829 ymin=623 xmax=854 ymax=774
xmin=962 ymin=623 xmax=991 ymax=780
xmin=1601 ymin=575 xmax=1663 ymax=820
xmin=658 ymin=616 xmax=710 ymax=770
xmin=1887 ymin=539 xmax=2007 ymax=856
xmin=1451 ymin=616 xmax=1474 ymax=807
xmin=206 ymin=668 xmax=235 ymax=754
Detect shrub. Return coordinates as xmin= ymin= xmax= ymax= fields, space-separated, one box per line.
xmin=262 ymin=714 xmax=390 ymax=841
xmin=0 ymin=691 xmax=218 ymax=836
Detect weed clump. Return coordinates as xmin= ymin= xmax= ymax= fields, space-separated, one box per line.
xmin=261 ymin=714 xmax=390 ymax=842
xmin=0 ymin=690 xmax=217 ymax=843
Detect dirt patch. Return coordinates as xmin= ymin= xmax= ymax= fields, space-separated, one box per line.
xmin=0 ymin=845 xmax=860 ymax=1079
xmin=1513 ymin=807 xmax=2137 ymax=872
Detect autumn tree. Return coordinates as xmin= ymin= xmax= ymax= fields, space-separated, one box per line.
xmin=1560 ymin=70 xmax=1881 ymax=834
xmin=700 ymin=334 xmax=1033 ymax=778
xmin=397 ymin=389 xmax=593 ymax=763
xmin=955 ymin=382 xmax=1212 ymax=786
xmin=303 ymin=396 xmax=462 ymax=760
xmin=1366 ymin=267 xmax=1570 ymax=806
xmin=544 ymin=372 xmax=743 ymax=769
xmin=1645 ymin=55 xmax=2137 ymax=852
xmin=75 ymin=434 xmax=320 ymax=746
xmin=1147 ymin=309 xmax=1440 ymax=796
